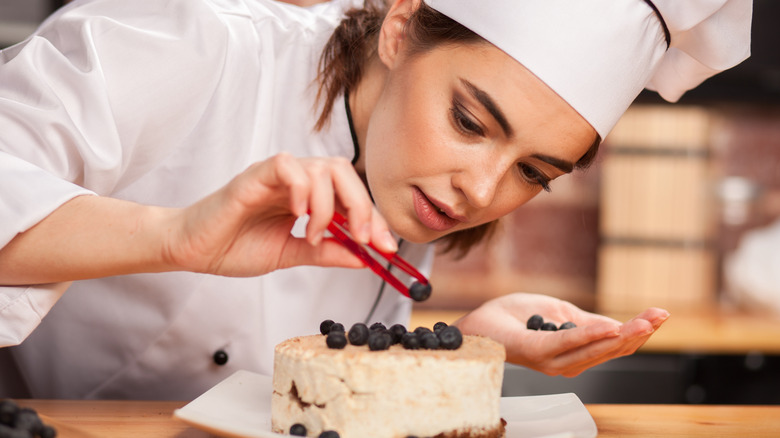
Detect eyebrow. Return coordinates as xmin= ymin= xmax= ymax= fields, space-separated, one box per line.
xmin=532 ymin=154 xmax=574 ymax=174
xmin=460 ymin=79 xmax=575 ymax=174
xmin=460 ymin=79 xmax=513 ymax=138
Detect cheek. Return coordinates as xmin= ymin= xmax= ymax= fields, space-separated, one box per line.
xmin=365 ymin=93 xmax=443 ymax=182
xmin=488 ymin=182 xmax=538 ymax=220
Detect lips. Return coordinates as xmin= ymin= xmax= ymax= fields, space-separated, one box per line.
xmin=412 ymin=187 xmax=462 ymax=232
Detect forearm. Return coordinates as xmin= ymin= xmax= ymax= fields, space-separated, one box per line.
xmin=0 ymin=195 xmax=178 ymax=285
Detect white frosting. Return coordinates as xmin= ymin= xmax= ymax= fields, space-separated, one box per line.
xmin=271 ymin=335 xmax=506 ymax=438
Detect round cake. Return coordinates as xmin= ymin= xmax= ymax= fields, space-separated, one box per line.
xmin=271 ymin=329 xmax=506 ymax=438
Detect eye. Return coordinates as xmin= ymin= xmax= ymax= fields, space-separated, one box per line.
xmin=518 ymin=163 xmax=552 ymax=192
xmin=450 ymin=102 xmax=484 ymax=136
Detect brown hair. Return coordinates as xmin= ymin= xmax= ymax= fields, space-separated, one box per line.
xmin=316 ymin=1 xmax=600 ymax=258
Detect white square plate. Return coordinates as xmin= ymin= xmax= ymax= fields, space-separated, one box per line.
xmin=174 ymin=370 xmax=597 ymax=438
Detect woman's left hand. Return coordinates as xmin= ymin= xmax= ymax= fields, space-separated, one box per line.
xmin=454 ymin=292 xmax=669 ymax=377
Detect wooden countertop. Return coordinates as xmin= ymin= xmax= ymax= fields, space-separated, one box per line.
xmin=10 ymin=399 xmax=780 ymax=437
xmin=410 ymin=306 xmax=780 ymax=354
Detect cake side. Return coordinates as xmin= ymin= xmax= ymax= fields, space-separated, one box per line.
xmin=271 ymin=334 xmax=505 ymax=438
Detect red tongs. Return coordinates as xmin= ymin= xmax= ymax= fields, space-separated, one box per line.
xmin=327 ymin=211 xmax=432 ymax=301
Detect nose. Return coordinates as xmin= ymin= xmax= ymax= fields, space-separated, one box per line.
xmin=452 ymin=156 xmax=511 ymax=209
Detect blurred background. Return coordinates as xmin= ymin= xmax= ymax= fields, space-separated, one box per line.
xmin=3 ymin=0 xmax=779 ymax=405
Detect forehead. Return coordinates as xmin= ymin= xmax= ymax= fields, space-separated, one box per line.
xmin=403 ymin=41 xmax=597 ymax=149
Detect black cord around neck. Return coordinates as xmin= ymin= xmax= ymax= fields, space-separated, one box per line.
xmin=364 ymin=238 xmax=404 ymax=324
xmin=344 ymin=89 xmax=360 ymax=166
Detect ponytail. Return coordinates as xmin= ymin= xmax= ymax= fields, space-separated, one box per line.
xmin=314 ymin=0 xmax=388 ymax=131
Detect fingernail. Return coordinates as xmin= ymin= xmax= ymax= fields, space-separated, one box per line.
xmin=606 ymin=324 xmax=621 ymax=336
xmin=310 ymin=231 xmax=323 ymax=245
xmin=383 ymin=232 xmax=398 ymax=252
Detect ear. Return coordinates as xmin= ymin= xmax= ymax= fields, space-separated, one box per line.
xmin=377 ymin=0 xmax=420 ymax=69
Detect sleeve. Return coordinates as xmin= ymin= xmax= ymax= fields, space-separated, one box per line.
xmin=0 ymin=0 xmax=235 ymax=345
xmin=0 ymin=283 xmax=70 ymax=347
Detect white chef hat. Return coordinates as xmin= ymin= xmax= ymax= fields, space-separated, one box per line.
xmin=424 ymin=0 xmax=752 ymax=139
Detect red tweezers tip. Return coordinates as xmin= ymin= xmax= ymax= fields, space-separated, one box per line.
xmin=328 ymin=211 xmax=430 ymax=298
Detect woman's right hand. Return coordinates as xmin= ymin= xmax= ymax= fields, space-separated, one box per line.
xmin=0 ymin=153 xmax=394 ymax=285
xmin=163 ymin=152 xmax=398 ymax=277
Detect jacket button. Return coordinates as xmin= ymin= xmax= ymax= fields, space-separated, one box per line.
xmin=213 ymin=350 xmax=228 ymax=365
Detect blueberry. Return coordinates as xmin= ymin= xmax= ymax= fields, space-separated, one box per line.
xmin=319 ymin=431 xmax=340 ymax=438
xmin=14 ymin=408 xmax=42 ymax=435
xmin=326 ymin=331 xmax=347 ymax=349
xmin=409 ymin=282 xmax=432 ymax=302
xmin=540 ymin=322 xmax=558 ymax=331
xmin=0 ymin=400 xmax=18 ymax=426
xmin=419 ymin=331 xmax=440 ymax=349
xmin=40 ymin=425 xmax=57 ymax=438
xmin=369 ymin=322 xmax=387 ymax=332
xmin=413 ymin=326 xmax=432 ymax=336
xmin=329 ymin=323 xmax=345 ymax=333
xmin=289 ymin=423 xmax=307 ymax=436
xmin=433 ymin=321 xmax=448 ymax=334
xmin=401 ymin=332 xmax=420 ymax=350
xmin=437 ymin=326 xmax=463 ymax=350
xmin=388 ymin=324 xmax=407 ymax=344
xmin=368 ymin=331 xmax=392 ymax=351
xmin=348 ymin=323 xmax=369 ymax=346
xmin=526 ymin=314 xmax=544 ymax=330
xmin=320 ymin=319 xmax=335 ymax=335
xmin=0 ymin=424 xmax=30 ymax=438
xmin=559 ymin=321 xmax=577 ymax=330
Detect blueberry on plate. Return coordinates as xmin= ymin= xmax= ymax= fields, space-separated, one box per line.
xmin=0 ymin=399 xmax=19 ymax=426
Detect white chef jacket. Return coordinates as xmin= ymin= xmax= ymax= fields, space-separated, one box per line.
xmin=0 ymin=0 xmax=433 ymax=400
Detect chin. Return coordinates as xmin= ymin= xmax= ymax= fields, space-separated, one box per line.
xmin=387 ymin=216 xmax=447 ymax=245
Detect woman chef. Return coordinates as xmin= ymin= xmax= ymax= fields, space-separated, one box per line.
xmin=0 ymin=0 xmax=750 ymax=399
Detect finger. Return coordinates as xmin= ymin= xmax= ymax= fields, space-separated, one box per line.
xmin=368 ymin=207 xmax=398 ymax=253
xmin=304 ymin=162 xmax=338 ymax=245
xmin=633 ymin=307 xmax=671 ymax=330
xmin=542 ymin=321 xmax=621 ymax=356
xmin=552 ymin=319 xmax=655 ymax=376
xmin=247 ymin=153 xmax=311 ymax=215
xmin=269 ymin=153 xmax=311 ymax=217
xmin=558 ymin=331 xmax=656 ymax=377
xmin=327 ymin=158 xmax=377 ymax=244
xmin=279 ymin=237 xmax=367 ymax=269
